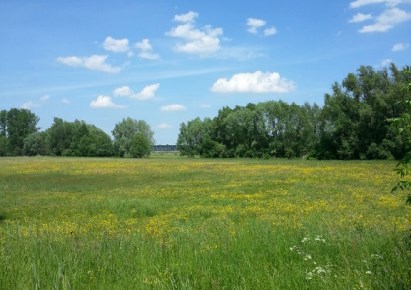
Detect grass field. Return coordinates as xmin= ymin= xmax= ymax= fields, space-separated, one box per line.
xmin=0 ymin=156 xmax=410 ymax=289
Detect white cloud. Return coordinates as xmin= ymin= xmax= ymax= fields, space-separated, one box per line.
xmin=135 ymin=39 xmax=160 ymax=60
xmin=174 ymin=11 xmax=198 ymax=23
xmin=113 ymin=86 xmax=133 ymax=97
xmin=161 ymin=104 xmax=186 ymax=112
xmin=247 ymin=18 xmax=266 ymax=34
xmin=349 ymin=13 xmax=373 ymax=23
xmin=264 ymin=27 xmax=277 ymax=36
xmin=359 ymin=8 xmax=411 ymax=32
xmin=157 ymin=123 xmax=172 ymax=129
xmin=57 ymin=55 xmax=121 ymax=73
xmin=62 ymin=98 xmax=70 ymax=104
xmin=392 ymin=42 xmax=409 ymax=51
xmin=103 ymin=36 xmax=130 ymax=54
xmin=113 ymin=83 xmax=160 ymax=100
xmin=349 ymin=0 xmax=404 ymax=8
xmin=211 ymin=71 xmax=295 ymax=94
xmin=134 ymin=83 xmax=160 ymax=100
xmin=167 ymin=11 xmax=223 ymax=55
xmin=40 ymin=95 xmax=50 ymax=101
xmin=247 ymin=18 xmax=277 ymax=36
xmin=90 ymin=95 xmax=124 ymax=109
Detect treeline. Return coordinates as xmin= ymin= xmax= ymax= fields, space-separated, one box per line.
xmin=177 ymin=64 xmax=411 ymax=159
xmin=0 ymin=112 xmax=154 ymax=158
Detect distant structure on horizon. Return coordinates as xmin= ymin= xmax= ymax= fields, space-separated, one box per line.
xmin=152 ymin=145 xmax=177 ymax=152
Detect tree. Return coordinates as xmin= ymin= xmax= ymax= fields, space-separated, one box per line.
xmin=129 ymin=133 xmax=151 ymax=158
xmin=6 ymin=109 xmax=39 ymax=155
xmin=46 ymin=118 xmax=74 ymax=156
xmin=23 ymin=132 xmax=48 ymax=156
xmin=45 ymin=118 xmax=114 ymax=157
xmin=112 ymin=118 xmax=154 ymax=157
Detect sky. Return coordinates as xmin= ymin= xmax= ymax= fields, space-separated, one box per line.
xmin=1 ymin=0 xmax=410 ymax=144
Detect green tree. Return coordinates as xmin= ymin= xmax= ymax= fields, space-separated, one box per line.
xmin=23 ymin=132 xmax=49 ymax=156
xmin=46 ymin=118 xmax=74 ymax=156
xmin=112 ymin=118 xmax=154 ymax=157
xmin=6 ymin=108 xmax=39 ymax=155
xmin=129 ymin=133 xmax=151 ymax=158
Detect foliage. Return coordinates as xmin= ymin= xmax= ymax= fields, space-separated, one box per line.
xmin=23 ymin=132 xmax=49 ymax=156
xmin=129 ymin=133 xmax=151 ymax=158
xmin=0 ymin=108 xmax=39 ymax=155
xmin=389 ymin=68 xmax=411 ymax=204
xmin=178 ymin=101 xmax=321 ymax=158
xmin=112 ymin=118 xmax=154 ymax=157
xmin=46 ymin=118 xmax=113 ymax=157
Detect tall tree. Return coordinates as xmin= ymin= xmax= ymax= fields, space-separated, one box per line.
xmin=130 ymin=133 xmax=151 ymax=158
xmin=46 ymin=118 xmax=74 ymax=156
xmin=112 ymin=118 xmax=154 ymax=157
xmin=6 ymin=109 xmax=39 ymax=155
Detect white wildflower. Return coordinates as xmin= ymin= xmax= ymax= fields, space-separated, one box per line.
xmin=303 ymin=254 xmax=312 ymax=261
xmin=301 ymin=236 xmax=310 ymax=243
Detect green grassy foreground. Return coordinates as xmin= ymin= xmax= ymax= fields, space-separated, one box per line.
xmin=0 ymin=156 xmax=410 ymax=289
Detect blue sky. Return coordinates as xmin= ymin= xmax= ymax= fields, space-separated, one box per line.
xmin=1 ymin=0 xmax=410 ymax=144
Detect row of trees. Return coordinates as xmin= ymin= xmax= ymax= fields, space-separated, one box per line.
xmin=0 ymin=112 xmax=154 ymax=158
xmin=1 ymin=64 xmax=410 ymax=160
xmin=177 ymin=64 xmax=411 ymax=159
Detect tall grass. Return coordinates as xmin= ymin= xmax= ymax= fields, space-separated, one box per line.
xmin=0 ymin=156 xmax=410 ymax=289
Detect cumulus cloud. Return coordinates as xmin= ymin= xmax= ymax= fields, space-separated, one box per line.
xmin=57 ymin=55 xmax=121 ymax=73
xmin=349 ymin=13 xmax=373 ymax=23
xmin=134 ymin=83 xmax=160 ymax=100
xmin=62 ymin=98 xmax=70 ymax=104
xmin=264 ymin=27 xmax=277 ymax=36
xmin=113 ymin=83 xmax=160 ymax=100
xmin=103 ymin=36 xmax=131 ymax=54
xmin=358 ymin=8 xmax=411 ymax=32
xmin=392 ymin=42 xmax=409 ymax=51
xmin=113 ymin=86 xmax=133 ymax=97
xmin=246 ymin=18 xmax=277 ymax=36
xmin=161 ymin=104 xmax=186 ymax=112
xmin=90 ymin=95 xmax=124 ymax=109
xmin=211 ymin=71 xmax=295 ymax=94
xmin=247 ymin=18 xmax=266 ymax=34
xmin=167 ymin=11 xmax=223 ymax=55
xmin=174 ymin=11 xmax=198 ymax=23
xmin=135 ymin=39 xmax=160 ymax=60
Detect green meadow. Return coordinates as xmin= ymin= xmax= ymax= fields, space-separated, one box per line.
xmin=0 ymin=156 xmax=410 ymax=289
